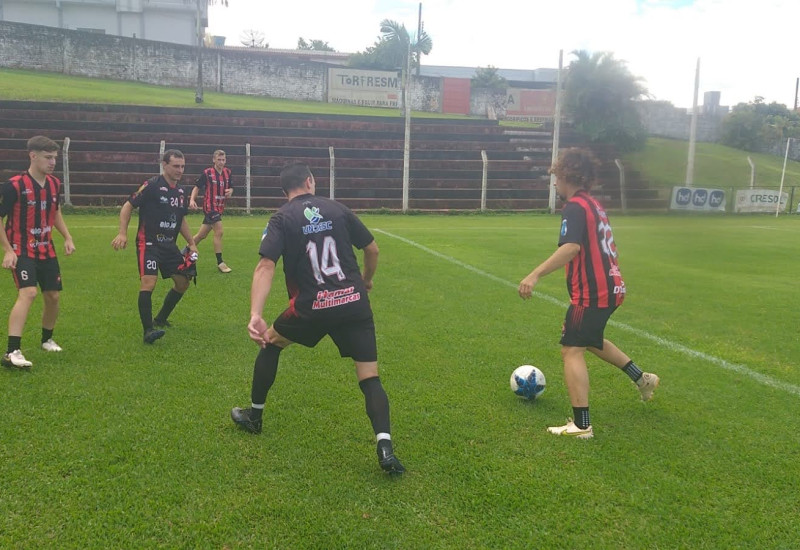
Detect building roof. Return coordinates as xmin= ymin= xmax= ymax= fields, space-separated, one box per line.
xmin=419 ymin=65 xmax=557 ymax=83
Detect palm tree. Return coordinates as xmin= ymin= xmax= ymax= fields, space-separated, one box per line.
xmin=564 ymin=50 xmax=649 ymax=152
xmin=349 ymin=19 xmax=432 ymax=72
xmin=379 ymin=19 xmax=431 ymax=75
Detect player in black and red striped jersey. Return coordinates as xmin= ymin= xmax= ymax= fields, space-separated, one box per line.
xmin=230 ymin=162 xmax=404 ymax=474
xmin=189 ymin=150 xmax=233 ymax=273
xmin=518 ymin=148 xmax=659 ymax=439
xmin=0 ymin=136 xmax=76 ymax=370
xmin=111 ymin=149 xmax=198 ymax=344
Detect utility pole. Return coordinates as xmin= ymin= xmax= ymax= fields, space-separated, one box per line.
xmin=195 ymin=0 xmax=204 ymax=103
xmin=415 ymin=3 xmax=422 ymax=76
xmin=685 ymin=58 xmax=700 ymax=186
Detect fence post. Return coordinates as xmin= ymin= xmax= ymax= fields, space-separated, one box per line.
xmin=329 ymin=146 xmax=335 ymax=200
xmin=159 ymin=140 xmax=165 ymax=175
xmin=480 ymin=150 xmax=488 ymax=212
xmin=62 ymin=137 xmax=71 ymax=206
xmin=614 ymin=159 xmax=627 ymax=214
xmin=246 ymin=143 xmax=251 ymax=215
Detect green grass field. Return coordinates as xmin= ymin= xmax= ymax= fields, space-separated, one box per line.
xmin=2 ymin=213 xmax=798 ymax=548
xmin=624 ymin=137 xmax=800 ymax=192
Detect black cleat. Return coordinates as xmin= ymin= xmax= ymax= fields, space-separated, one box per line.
xmin=377 ymin=440 xmax=406 ymax=475
xmin=153 ymin=318 xmax=172 ymax=329
xmin=143 ymin=328 xmax=165 ymax=344
xmin=231 ymin=407 xmax=262 ymax=434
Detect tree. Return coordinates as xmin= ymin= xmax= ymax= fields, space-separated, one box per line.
xmin=563 ymin=50 xmax=649 ymax=152
xmin=349 ymin=19 xmax=432 ymax=71
xmin=721 ymin=98 xmax=800 ymax=151
xmin=297 ymin=38 xmax=335 ymax=52
xmin=240 ymin=29 xmax=267 ymax=48
xmin=472 ymin=66 xmax=507 ymax=90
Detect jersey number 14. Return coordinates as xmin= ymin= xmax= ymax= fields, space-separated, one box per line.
xmin=306 ymin=236 xmax=345 ymax=285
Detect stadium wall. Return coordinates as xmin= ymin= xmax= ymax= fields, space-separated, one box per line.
xmin=638 ymin=100 xmax=724 ymax=143
xmin=0 ymin=20 xmax=543 ymax=118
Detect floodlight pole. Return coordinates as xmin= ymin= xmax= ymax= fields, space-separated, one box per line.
xmin=685 ymin=58 xmax=700 ymax=186
xmin=777 ymin=137 xmax=791 ymax=217
xmin=747 ymin=156 xmax=755 ymax=189
xmin=402 ymin=41 xmax=412 ymax=212
xmin=548 ymin=49 xmax=563 ymax=214
xmin=195 ymin=0 xmax=204 ymax=103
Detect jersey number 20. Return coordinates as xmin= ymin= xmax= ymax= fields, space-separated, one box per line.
xmin=306 ymin=236 xmax=345 ymax=285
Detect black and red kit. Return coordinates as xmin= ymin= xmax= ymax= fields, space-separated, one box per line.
xmin=558 ymin=189 xmax=625 ymax=308
xmin=0 ymin=172 xmax=62 ymax=260
xmin=259 ymin=194 xmax=373 ymax=320
xmin=127 ymin=175 xmax=188 ymax=245
xmin=195 ymin=167 xmax=232 ymax=215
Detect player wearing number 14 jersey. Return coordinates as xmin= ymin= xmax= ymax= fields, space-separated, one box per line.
xmin=231 ymin=162 xmax=404 ymax=474
xmin=518 ymin=148 xmax=659 ymax=439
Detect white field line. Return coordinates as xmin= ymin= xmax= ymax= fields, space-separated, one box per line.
xmin=374 ymin=228 xmax=800 ymax=398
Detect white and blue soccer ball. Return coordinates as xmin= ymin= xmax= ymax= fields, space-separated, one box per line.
xmin=510 ymin=365 xmax=546 ymax=400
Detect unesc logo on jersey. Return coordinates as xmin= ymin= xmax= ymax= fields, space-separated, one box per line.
xmin=560 ymin=219 xmax=568 ymax=237
xmin=302 ymin=206 xmax=333 ymax=235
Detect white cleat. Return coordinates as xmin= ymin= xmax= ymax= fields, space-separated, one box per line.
xmin=547 ymin=420 xmax=594 ymax=439
xmin=637 ymin=372 xmax=660 ymax=401
xmin=217 ymin=262 xmax=232 ymax=273
xmin=41 ymin=339 xmax=63 ymax=352
xmin=2 ymin=349 xmax=33 ymax=370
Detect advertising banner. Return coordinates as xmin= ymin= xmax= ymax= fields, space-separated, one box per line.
xmin=670 ymin=186 xmax=726 ymax=212
xmin=734 ymin=189 xmax=788 ymax=213
xmin=504 ymin=88 xmax=556 ymax=122
xmin=327 ymin=68 xmax=401 ymax=108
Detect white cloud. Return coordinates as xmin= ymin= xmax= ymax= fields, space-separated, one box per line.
xmin=208 ymin=0 xmax=800 ymax=108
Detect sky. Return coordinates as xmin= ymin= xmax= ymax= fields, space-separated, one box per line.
xmin=208 ymin=0 xmax=799 ymax=109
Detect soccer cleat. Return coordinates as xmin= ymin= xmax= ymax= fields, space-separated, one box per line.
xmin=143 ymin=328 xmax=166 ymax=344
xmin=41 ymin=339 xmax=63 ymax=352
xmin=231 ymin=407 xmax=263 ymax=434
xmin=2 ymin=349 xmax=33 ymax=370
xmin=217 ymin=262 xmax=232 ymax=273
xmin=152 ymin=318 xmax=172 ymax=329
xmin=377 ymin=440 xmax=406 ymax=474
xmin=637 ymin=372 xmax=660 ymax=401
xmin=547 ymin=420 xmax=594 ymax=439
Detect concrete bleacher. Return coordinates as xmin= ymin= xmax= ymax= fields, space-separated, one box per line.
xmin=0 ymin=100 xmax=554 ymax=211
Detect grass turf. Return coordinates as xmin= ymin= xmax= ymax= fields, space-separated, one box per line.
xmin=1 ymin=213 xmax=798 ymax=548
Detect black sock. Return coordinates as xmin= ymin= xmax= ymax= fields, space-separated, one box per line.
xmin=41 ymin=328 xmax=54 ymax=344
xmin=155 ymin=289 xmax=184 ymax=323
xmin=216 ymin=253 xmax=223 ymax=264
xmin=250 ymin=344 xmax=282 ymax=414
xmin=138 ymin=291 xmax=153 ymax=331
xmin=7 ymin=336 xmax=22 ymax=354
xmin=359 ymin=376 xmax=391 ymax=435
xmin=622 ymin=360 xmax=643 ymax=382
xmin=573 ymin=407 xmax=591 ymax=429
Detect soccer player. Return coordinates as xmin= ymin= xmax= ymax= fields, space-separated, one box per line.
xmin=231 ymin=162 xmax=405 ymax=475
xmin=0 ymin=136 xmax=76 ymax=369
xmin=111 ymin=149 xmax=198 ymax=344
xmin=518 ymin=148 xmax=659 ymax=439
xmin=188 ymin=149 xmax=233 ymax=273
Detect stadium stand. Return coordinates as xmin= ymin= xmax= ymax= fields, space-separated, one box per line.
xmin=0 ymin=100 xmax=655 ymax=210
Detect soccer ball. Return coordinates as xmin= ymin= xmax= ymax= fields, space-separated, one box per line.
xmin=510 ymin=365 xmax=546 ymax=400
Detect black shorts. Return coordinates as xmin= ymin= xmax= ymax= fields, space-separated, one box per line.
xmin=560 ymin=305 xmax=617 ymax=349
xmin=272 ymin=310 xmax=377 ymax=362
xmin=12 ymin=256 xmax=62 ymax=291
xmin=137 ymin=240 xmax=195 ymax=279
xmin=203 ymin=212 xmax=222 ymax=225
